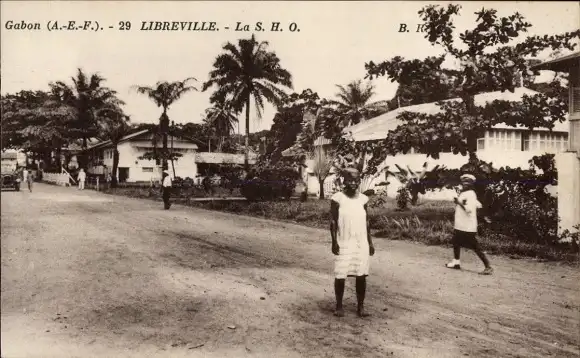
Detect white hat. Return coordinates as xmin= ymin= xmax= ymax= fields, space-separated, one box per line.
xmin=163 ymin=170 xmax=169 ymax=174
xmin=460 ymin=174 xmax=476 ymax=182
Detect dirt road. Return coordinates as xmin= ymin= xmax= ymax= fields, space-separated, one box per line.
xmin=1 ymin=183 xmax=578 ymax=358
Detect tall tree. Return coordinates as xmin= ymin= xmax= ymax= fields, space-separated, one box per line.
xmin=95 ymin=108 xmax=132 ymax=187
xmin=50 ymin=68 xmax=123 ymax=167
xmin=356 ymin=4 xmax=579 ymax=177
xmin=204 ymin=102 xmax=239 ymax=152
xmin=331 ymin=79 xmax=389 ymax=126
xmin=1 ymin=90 xmax=74 ymax=169
xmin=265 ymin=89 xmax=324 ymax=162
xmin=203 ymin=34 xmax=293 ymax=169
xmin=385 ymin=56 xmax=460 ymax=109
xmin=132 ymin=78 xmax=198 ymax=170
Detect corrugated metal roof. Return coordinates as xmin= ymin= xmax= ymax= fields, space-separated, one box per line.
xmin=347 ymin=87 xmax=569 ymax=142
xmin=532 ymin=52 xmax=580 ymax=71
xmin=87 ymin=130 xmax=197 ymax=151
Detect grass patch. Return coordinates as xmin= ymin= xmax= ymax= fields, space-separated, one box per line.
xmin=98 ymin=187 xmax=579 ymax=264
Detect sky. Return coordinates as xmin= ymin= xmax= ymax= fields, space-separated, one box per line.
xmin=1 ymin=1 xmax=578 ymax=133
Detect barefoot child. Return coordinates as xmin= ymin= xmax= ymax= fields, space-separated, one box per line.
xmin=330 ymin=168 xmax=375 ymax=317
xmin=446 ymin=174 xmax=493 ymax=275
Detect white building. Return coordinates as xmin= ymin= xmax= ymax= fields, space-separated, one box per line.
xmin=532 ymin=52 xmax=580 ymax=236
xmin=85 ymin=129 xmax=260 ymax=183
xmin=86 ymin=129 xmax=199 ymax=182
xmin=301 ymin=87 xmax=570 ymax=199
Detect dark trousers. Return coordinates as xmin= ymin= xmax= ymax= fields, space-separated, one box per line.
xmin=162 ymin=187 xmax=171 ymax=209
xmin=452 ymin=230 xmax=490 ymax=267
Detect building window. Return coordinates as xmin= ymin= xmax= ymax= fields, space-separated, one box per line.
xmin=142 ymin=167 xmax=153 ymax=173
xmin=486 ymin=130 xmax=521 ymax=151
xmin=523 ymin=132 xmax=568 ymax=152
xmin=477 ymin=138 xmax=485 ymax=150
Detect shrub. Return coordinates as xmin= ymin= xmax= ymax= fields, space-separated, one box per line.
xmin=396 ymin=187 xmax=410 ymax=210
xmin=240 ymin=165 xmax=300 ymax=201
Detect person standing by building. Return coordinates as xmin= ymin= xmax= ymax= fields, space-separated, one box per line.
xmin=330 ymin=168 xmax=375 ymax=318
xmin=446 ymin=174 xmax=493 ymax=275
xmin=162 ymin=170 xmax=172 ymax=209
xmin=77 ymin=168 xmax=86 ymax=190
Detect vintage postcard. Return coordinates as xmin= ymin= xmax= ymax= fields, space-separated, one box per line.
xmin=1 ymin=1 xmax=579 ymax=357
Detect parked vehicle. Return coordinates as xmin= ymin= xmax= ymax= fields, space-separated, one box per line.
xmin=1 ymin=158 xmax=21 ymax=191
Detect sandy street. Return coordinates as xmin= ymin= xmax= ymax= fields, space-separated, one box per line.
xmin=1 ymin=183 xmax=578 ymax=358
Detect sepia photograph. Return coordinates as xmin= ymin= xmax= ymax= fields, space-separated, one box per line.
xmin=1 ymin=1 xmax=579 ymax=357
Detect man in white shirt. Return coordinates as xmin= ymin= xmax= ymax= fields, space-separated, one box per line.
xmin=78 ymin=168 xmax=86 ymax=190
xmin=162 ymin=169 xmax=172 ymax=209
xmin=446 ymin=174 xmax=493 ymax=275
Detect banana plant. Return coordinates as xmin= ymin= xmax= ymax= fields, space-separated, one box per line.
xmin=386 ymin=162 xmax=440 ymax=206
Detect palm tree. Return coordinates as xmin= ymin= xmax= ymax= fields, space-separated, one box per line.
xmin=311 ymin=145 xmax=335 ymax=199
xmin=50 ymin=69 xmax=123 ymax=167
xmin=132 ymin=78 xmax=198 ymax=170
xmin=95 ymin=108 xmax=132 ymax=188
xmin=332 ymin=79 xmax=389 ymax=127
xmin=203 ymin=34 xmax=293 ymax=169
xmin=204 ymin=103 xmax=238 ymax=152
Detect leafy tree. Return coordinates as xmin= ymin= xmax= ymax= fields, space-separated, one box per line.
xmin=332 ymin=132 xmax=390 ymax=193
xmin=264 ymin=89 xmax=324 ymax=162
xmin=357 ymin=4 xmax=578 ymax=177
xmin=1 ymin=90 xmax=74 ymax=169
xmin=95 ymin=108 xmax=132 ymax=187
xmin=384 ymin=56 xmax=460 ymax=109
xmin=331 ymin=79 xmax=389 ymax=126
xmin=203 ymin=34 xmax=293 ymax=169
xmin=50 ymin=69 xmax=123 ymax=167
xmin=132 ymin=78 xmax=198 ymax=170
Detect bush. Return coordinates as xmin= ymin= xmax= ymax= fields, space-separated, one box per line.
xmin=240 ymin=165 xmax=300 ymax=201
xmin=396 ymin=187 xmax=410 ymax=210
xmin=493 ymin=187 xmax=558 ymax=245
xmin=421 ymin=154 xmax=564 ymax=245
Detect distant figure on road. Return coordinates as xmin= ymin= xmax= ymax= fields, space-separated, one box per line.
xmin=330 ymin=168 xmax=375 ymax=318
xmin=77 ymin=169 xmax=86 ymax=190
xmin=162 ymin=170 xmax=172 ymax=210
xmin=446 ymin=174 xmax=493 ymax=275
xmin=26 ymin=170 xmax=34 ymax=192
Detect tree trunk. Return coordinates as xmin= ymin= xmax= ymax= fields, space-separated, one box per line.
xmin=244 ymin=94 xmax=251 ymax=171
xmin=160 ymin=111 xmax=169 ymax=171
xmin=318 ymin=177 xmax=326 ymax=199
xmin=111 ymin=144 xmax=120 ymax=188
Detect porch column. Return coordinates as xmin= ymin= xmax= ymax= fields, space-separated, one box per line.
xmin=555 ymin=152 xmax=580 ymax=237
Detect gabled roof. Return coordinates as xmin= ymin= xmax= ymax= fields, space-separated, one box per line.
xmin=347 ymin=87 xmax=569 ymax=142
xmin=87 ymin=129 xmax=198 ymax=151
xmin=532 ymin=52 xmax=580 ymax=72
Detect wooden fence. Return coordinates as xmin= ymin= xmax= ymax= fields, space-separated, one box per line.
xmin=42 ymin=172 xmax=73 ymax=186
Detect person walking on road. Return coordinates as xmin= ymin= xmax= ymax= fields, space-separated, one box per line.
xmin=330 ymin=168 xmax=375 ymax=318
xmin=446 ymin=174 xmax=493 ymax=275
xmin=162 ymin=170 xmax=172 ymax=210
xmin=26 ymin=170 xmax=34 ymax=192
xmin=22 ymin=167 xmax=28 ymax=184
xmin=77 ymin=168 xmax=86 ymax=190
